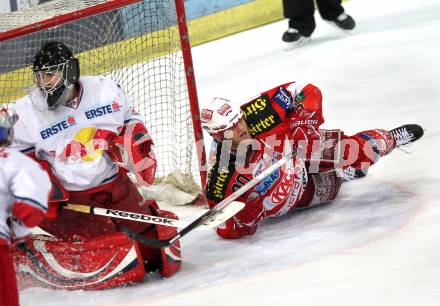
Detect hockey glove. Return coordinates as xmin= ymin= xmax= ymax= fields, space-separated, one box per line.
xmin=93 ymin=122 xmax=157 ymax=186
xmin=11 ymin=202 xmax=44 ymax=229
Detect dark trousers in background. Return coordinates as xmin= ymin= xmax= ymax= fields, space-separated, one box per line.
xmin=282 ymin=0 xmax=345 ymax=36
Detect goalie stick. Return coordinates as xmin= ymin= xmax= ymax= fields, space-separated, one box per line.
xmin=62 ymin=202 xmax=244 ymax=229
xmin=121 ymin=151 xmax=295 ymax=248
xmin=63 ymin=203 xmax=189 ymax=228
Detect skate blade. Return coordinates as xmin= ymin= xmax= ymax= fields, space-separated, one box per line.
xmin=283 ymin=37 xmax=311 ymax=51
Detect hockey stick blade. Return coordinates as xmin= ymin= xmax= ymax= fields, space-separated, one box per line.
xmin=121 ymin=152 xmax=294 ymax=248
xmin=201 ymin=201 xmax=245 ymax=228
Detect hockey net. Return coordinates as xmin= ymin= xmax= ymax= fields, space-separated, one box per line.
xmin=0 ymin=0 xmax=206 ymax=202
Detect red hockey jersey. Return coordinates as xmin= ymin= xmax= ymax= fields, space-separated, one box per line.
xmin=206 ymin=82 xmax=324 ymax=238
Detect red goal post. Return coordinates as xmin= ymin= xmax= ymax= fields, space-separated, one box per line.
xmin=0 ymin=0 xmax=207 ymax=198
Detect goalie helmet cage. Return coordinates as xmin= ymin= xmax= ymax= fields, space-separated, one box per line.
xmin=0 ymin=0 xmax=207 ymax=196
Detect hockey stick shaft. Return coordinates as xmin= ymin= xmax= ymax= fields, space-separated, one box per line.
xmin=64 ymin=202 xmax=243 ymax=230
xmin=122 ymin=151 xmax=295 ymax=248
xmin=64 ymin=203 xmax=189 ymax=228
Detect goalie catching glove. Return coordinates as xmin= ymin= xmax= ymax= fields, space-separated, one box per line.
xmin=93 ymin=121 xmax=157 ymax=186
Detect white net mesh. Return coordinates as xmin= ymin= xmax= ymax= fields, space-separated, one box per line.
xmin=0 ymin=0 xmax=201 ymax=197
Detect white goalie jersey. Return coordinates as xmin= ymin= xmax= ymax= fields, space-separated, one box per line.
xmin=11 ymin=76 xmax=144 ymax=191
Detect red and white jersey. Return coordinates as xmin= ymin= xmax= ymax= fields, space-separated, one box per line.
xmin=206 ymin=133 xmax=308 ymax=218
xmin=11 ymin=76 xmax=144 ymax=191
xmin=206 ymin=81 xmax=324 ymax=216
xmin=207 ymin=81 xmax=324 ymax=167
xmin=0 ymin=148 xmax=50 ymax=245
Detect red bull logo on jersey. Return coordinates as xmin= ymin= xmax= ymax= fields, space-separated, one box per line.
xmin=40 ymin=116 xmax=77 ymax=140
xmin=57 ymin=127 xmax=104 ymax=163
xmin=85 ymin=102 xmax=121 ymax=120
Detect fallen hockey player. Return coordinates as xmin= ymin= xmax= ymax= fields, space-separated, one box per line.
xmin=200 ymin=82 xmax=424 ymax=239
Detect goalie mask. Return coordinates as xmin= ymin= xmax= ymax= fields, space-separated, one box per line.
xmin=201 ymin=98 xmax=243 ymax=134
xmin=32 ymin=41 xmax=80 ymax=110
xmin=0 ymin=108 xmax=13 ymax=147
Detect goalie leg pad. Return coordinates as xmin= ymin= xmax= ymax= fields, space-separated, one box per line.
xmin=11 ymin=232 xmax=145 ymax=290
xmin=120 ymin=200 xmax=182 ymax=277
xmin=150 ymin=205 xmax=182 ymax=277
xmin=39 ymin=205 xmax=118 ymax=240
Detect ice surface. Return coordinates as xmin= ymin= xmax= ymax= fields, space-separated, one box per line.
xmin=21 ymin=0 xmax=440 ymax=305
